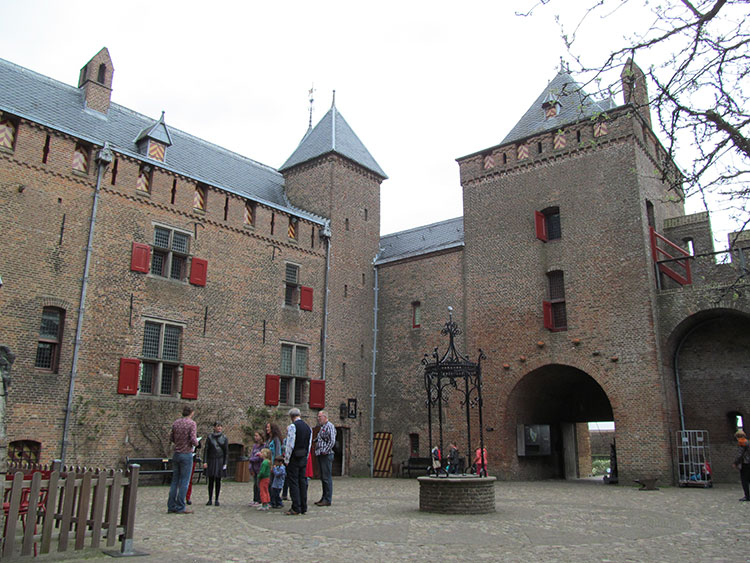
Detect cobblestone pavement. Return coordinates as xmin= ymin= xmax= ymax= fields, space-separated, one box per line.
xmin=76 ymin=477 xmax=750 ymax=562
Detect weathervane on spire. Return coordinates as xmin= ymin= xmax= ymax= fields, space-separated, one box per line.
xmin=331 ymin=89 xmax=336 ymax=108
xmin=308 ymin=85 xmax=315 ymax=129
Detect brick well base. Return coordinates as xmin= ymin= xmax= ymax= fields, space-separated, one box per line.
xmin=418 ymin=475 xmax=496 ymax=514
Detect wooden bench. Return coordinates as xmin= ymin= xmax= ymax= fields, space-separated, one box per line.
xmin=401 ymin=457 xmax=432 ymax=478
xmin=126 ymin=457 xmax=204 ymax=484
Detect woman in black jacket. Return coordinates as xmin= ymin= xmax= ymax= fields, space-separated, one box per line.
xmin=203 ymin=421 xmax=229 ymax=506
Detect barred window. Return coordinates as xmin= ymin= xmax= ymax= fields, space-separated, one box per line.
xmin=140 ymin=320 xmax=183 ymax=396
xmin=151 ymin=226 xmax=191 ymax=281
xmin=34 ymin=307 xmax=65 ymax=373
xmin=279 ymin=343 xmax=309 ymax=406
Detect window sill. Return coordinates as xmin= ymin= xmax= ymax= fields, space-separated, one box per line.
xmin=192 ymin=208 xmax=206 ymax=215
xmin=72 ymin=169 xmax=90 ymax=177
xmin=0 ymin=146 xmax=14 ymax=155
xmin=133 ymin=394 xmax=181 ymax=402
xmin=146 ymin=273 xmax=188 ymax=285
xmin=243 ymin=224 xmax=255 ymax=231
xmin=134 ymin=189 xmax=151 ymax=198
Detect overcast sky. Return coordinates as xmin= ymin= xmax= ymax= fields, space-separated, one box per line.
xmin=0 ymin=0 xmax=719 ymax=240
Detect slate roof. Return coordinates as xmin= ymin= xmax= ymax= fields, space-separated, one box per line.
xmin=377 ymin=217 xmax=464 ymax=265
xmin=280 ymin=106 xmax=387 ymax=179
xmin=500 ymin=70 xmax=617 ymax=145
xmin=0 ymin=57 xmax=325 ymax=225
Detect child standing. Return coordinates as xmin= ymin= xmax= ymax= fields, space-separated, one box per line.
xmin=257 ymin=448 xmax=272 ymax=511
xmin=270 ymin=455 xmax=286 ymax=508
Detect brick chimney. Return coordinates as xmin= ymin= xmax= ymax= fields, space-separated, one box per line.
xmin=621 ymin=58 xmax=651 ymax=128
xmin=78 ymin=48 xmax=114 ymax=114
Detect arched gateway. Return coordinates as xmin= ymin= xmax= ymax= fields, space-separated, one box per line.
xmin=502 ymin=365 xmax=614 ymax=481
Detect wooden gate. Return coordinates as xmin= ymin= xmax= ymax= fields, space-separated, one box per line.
xmin=372 ymin=432 xmax=393 ymax=477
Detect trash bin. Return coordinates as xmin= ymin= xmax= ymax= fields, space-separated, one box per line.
xmin=235 ymin=457 xmax=250 ymax=482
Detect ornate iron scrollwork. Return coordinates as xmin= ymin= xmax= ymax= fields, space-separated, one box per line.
xmin=422 ymin=309 xmax=486 ymax=477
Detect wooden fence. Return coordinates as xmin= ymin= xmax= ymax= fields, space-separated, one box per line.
xmin=1 ymin=460 xmax=140 ymax=559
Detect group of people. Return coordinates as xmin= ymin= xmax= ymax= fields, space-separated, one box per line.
xmin=431 ymin=442 xmax=488 ymax=476
xmin=166 ymin=406 xmax=336 ymax=516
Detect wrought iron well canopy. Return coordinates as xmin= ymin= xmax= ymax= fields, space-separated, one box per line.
xmin=422 ymin=308 xmax=487 ymax=476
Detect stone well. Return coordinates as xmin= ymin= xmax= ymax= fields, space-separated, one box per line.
xmin=418 ymin=475 xmax=496 ymax=514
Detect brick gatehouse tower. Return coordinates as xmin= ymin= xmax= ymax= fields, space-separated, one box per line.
xmin=375 ymin=62 xmax=750 ymax=484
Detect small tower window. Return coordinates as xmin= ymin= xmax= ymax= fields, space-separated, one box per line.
xmin=97 ymin=63 xmax=106 ymax=84
xmin=288 ymin=217 xmax=298 ymax=240
xmin=412 ymin=301 xmax=421 ymax=328
xmin=0 ymin=115 xmax=19 ymax=152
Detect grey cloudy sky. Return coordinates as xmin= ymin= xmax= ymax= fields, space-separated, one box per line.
xmin=0 ymin=0 xmax=712 ymax=238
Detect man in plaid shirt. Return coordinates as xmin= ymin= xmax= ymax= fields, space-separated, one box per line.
xmin=167 ymin=405 xmax=199 ymax=514
xmin=314 ymin=411 xmax=336 ymax=506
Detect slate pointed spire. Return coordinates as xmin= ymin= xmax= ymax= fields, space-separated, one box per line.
xmin=280 ymin=97 xmax=387 ymax=179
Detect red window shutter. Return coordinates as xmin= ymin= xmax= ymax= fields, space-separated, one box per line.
xmin=299 ymin=286 xmax=313 ymax=311
xmin=118 ymin=358 xmax=140 ymax=395
xmin=535 ymin=211 xmax=547 ymax=242
xmin=542 ymin=300 xmax=554 ymax=330
xmin=181 ymin=365 xmax=200 ymax=399
xmin=265 ymin=374 xmax=280 ymax=406
xmin=189 ymin=257 xmax=208 ymax=286
xmin=130 ymin=242 xmax=151 ymax=273
xmin=309 ymin=379 xmax=325 ymax=409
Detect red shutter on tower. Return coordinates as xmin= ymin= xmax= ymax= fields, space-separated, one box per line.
xmin=309 ymin=379 xmax=325 ymax=409
xmin=535 ymin=211 xmax=547 ymax=242
xmin=542 ymin=300 xmax=554 ymax=330
xmin=130 ymin=242 xmax=151 ymax=272
xmin=181 ymin=365 xmax=200 ymax=399
xmin=265 ymin=375 xmax=280 ymax=406
xmin=118 ymin=358 xmax=140 ymax=395
xmin=299 ymin=286 xmax=313 ymax=311
xmin=189 ymin=258 xmax=208 ymax=286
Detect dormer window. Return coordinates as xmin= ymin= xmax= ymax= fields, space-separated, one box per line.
xmin=148 ymin=140 xmax=166 ymax=162
xmin=544 ymin=103 xmax=559 ymax=118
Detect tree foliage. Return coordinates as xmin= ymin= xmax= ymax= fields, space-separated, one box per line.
xmin=520 ymin=0 xmax=750 ymax=242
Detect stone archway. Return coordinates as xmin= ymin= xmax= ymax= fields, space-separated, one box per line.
xmin=504 ymin=364 xmax=614 ymax=481
xmin=668 ymin=309 xmax=750 ymax=483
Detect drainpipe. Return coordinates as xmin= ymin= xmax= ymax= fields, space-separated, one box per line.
xmin=369 ymin=252 xmax=381 ymax=477
xmin=320 ymin=221 xmax=331 ymax=380
xmin=60 ymin=143 xmax=113 ymax=464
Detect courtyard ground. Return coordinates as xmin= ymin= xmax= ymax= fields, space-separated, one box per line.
xmin=34 ymin=476 xmax=750 ymax=562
